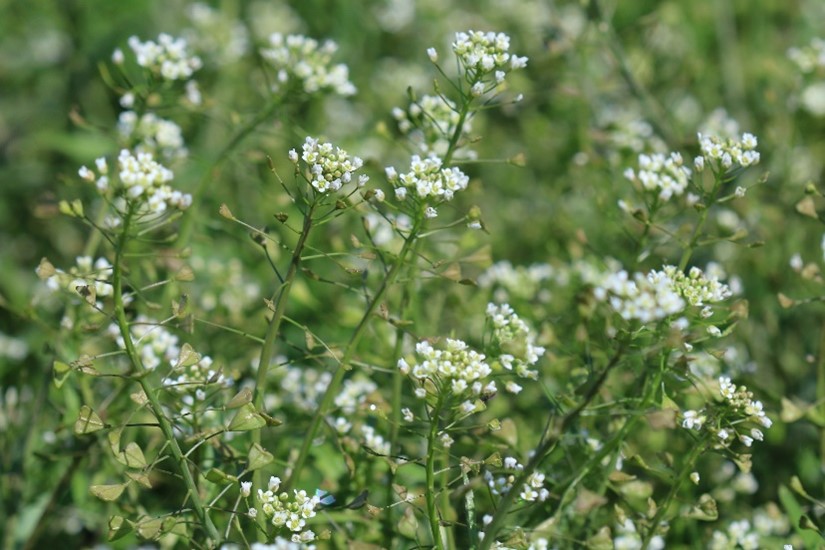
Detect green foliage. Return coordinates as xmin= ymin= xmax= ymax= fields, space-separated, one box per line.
xmin=2 ymin=0 xmax=825 ymax=548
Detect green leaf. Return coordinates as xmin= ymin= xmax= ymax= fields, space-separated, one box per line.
xmin=53 ymin=360 xmax=71 ymax=388
xmin=107 ymin=428 xmax=122 ymax=455
xmin=90 ymin=483 xmax=126 ymax=501
xmin=780 ymin=485 xmax=825 ymax=546
xmin=205 ymin=468 xmax=237 ymax=484
xmin=59 ymin=199 xmax=84 ymax=218
xmin=228 ymin=403 xmax=266 ymax=431
xmin=75 ymin=405 xmax=106 ymax=434
xmin=135 ymin=517 xmax=164 ymax=540
xmin=108 ymin=515 xmax=133 ymax=541
xmin=247 ymin=442 xmax=274 ymax=471
xmin=790 ymin=475 xmax=811 ymax=498
xmin=120 ymin=442 xmax=147 ymax=469
xmin=175 ymin=343 xmax=201 ymax=368
xmin=685 ymin=493 xmax=718 ymax=521
xmin=397 ymin=507 xmax=418 ymax=539
xmin=226 ymin=387 xmax=253 ymax=409
xmin=125 ymin=471 xmax=152 ymax=489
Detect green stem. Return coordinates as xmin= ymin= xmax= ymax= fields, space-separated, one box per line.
xmin=818 ymin=322 xmax=825 ymax=467
xmin=284 ymin=219 xmax=423 ymax=491
xmin=641 ymin=442 xmax=705 ymax=549
xmin=382 ymin=326 xmax=406 ymax=547
xmin=175 ymin=99 xmax=282 ymax=258
xmin=478 ymin=338 xmax=628 ymax=550
xmin=678 ymin=174 xmax=723 ymax=271
xmin=113 ymin=206 xmax=221 ymax=544
xmin=251 ymin=200 xmax=316 ymax=534
xmin=426 ymin=394 xmax=446 ymax=550
xmin=553 ymin=353 xmax=668 ymax=525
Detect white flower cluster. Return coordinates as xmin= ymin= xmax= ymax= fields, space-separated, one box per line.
xmin=392 ymin=94 xmax=473 ymax=157
xmin=184 ymin=2 xmax=249 ymax=65
xmin=290 ymin=136 xmax=366 ymax=194
xmin=261 ymin=33 xmax=356 ymax=97
xmin=718 ymin=376 xmax=772 ymax=430
xmin=623 ymin=151 xmax=691 ymax=201
xmin=682 ymin=376 xmax=770 ymax=448
xmin=44 ymin=256 xmax=113 ymax=303
xmin=248 ymin=476 xmax=322 ymax=545
xmin=162 ymin=349 xmax=231 ymax=405
xmin=709 ymin=519 xmax=760 ymax=550
xmin=478 ymin=261 xmax=561 ymax=303
xmin=486 ymin=303 xmax=545 ymax=381
xmin=0 ymin=332 xmax=27 ymax=361
xmin=116 ymin=149 xmax=192 ymax=211
xmin=483 ymin=456 xmax=549 ymax=502
xmin=587 ymin=264 xmax=731 ymax=325
xmin=697 ymin=132 xmax=760 ymax=171
xmin=787 ymin=37 xmax=825 ymax=73
xmin=614 ymin=519 xmax=665 ymax=550
xmin=275 ymin=367 xmax=332 ymax=412
xmin=361 ymin=424 xmax=390 ymax=455
xmin=591 ymin=268 xmax=685 ymax=323
xmin=127 ymin=34 xmax=203 ymax=80
xmin=664 ymin=265 xmax=733 ymax=311
xmin=385 ymin=154 xmax=469 ymax=210
xmin=398 ymin=339 xmax=494 ymax=407
xmin=118 ymin=111 xmax=187 ymax=160
xmin=449 ymin=30 xmax=528 ymax=85
xmin=334 ymin=375 xmax=377 ymax=415
xmin=108 ymin=316 xmax=180 ymax=371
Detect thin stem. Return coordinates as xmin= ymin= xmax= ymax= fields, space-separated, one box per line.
xmin=251 ymin=200 xmax=317 ymax=535
xmin=678 ymin=173 xmax=723 ymax=271
xmin=818 ymin=322 xmax=825 ymax=467
xmin=174 ymin=98 xmax=282 ymax=261
xmin=641 ymin=442 xmax=705 ymax=549
xmin=113 ymin=205 xmax=221 ymax=543
xmin=426 ymin=394 xmax=446 ymax=550
xmin=284 ymin=220 xmax=422 ymax=491
xmin=478 ymin=338 xmax=628 ymax=550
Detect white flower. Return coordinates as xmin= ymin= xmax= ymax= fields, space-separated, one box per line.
xmin=240 ymin=481 xmax=252 ymax=497
xmin=261 ymin=33 xmax=355 ymax=96
xmin=427 ymin=47 xmax=438 ymax=62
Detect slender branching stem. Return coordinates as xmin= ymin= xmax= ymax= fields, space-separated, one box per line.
xmin=426 ymin=393 xmax=446 ymax=550
xmin=113 ymin=205 xmax=221 ymax=543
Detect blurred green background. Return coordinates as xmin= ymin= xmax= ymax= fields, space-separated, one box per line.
xmin=3 ymin=0 xmax=825 ymax=547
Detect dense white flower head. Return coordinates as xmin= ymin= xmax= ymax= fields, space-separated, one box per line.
xmin=623 ymin=151 xmax=691 ymax=201
xmin=486 ymin=303 xmax=545 ymax=379
xmin=584 ymin=263 xmax=732 ymax=325
xmin=401 ymin=338 xmax=492 ymax=401
xmin=127 ymin=33 xmax=203 ymax=80
xmin=697 ymin=132 xmax=760 ymax=170
xmin=117 ymin=149 xmax=191 ymax=212
xmin=261 ymin=33 xmax=355 ymax=96
xmin=386 ymin=154 xmax=469 ymax=206
xmin=118 ymin=111 xmax=187 ymax=160
xmin=251 ymin=478 xmax=323 ymax=544
xmin=451 ymin=30 xmax=528 ymax=84
xmin=295 ymin=136 xmax=364 ymax=194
